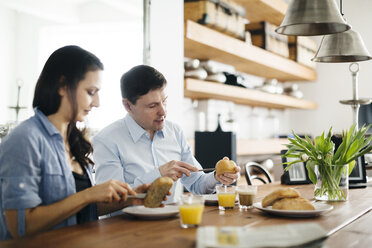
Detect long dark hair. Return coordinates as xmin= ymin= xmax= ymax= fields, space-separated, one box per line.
xmin=33 ymin=45 xmax=104 ymax=168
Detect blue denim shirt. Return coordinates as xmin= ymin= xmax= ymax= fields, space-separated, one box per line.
xmin=0 ymin=108 xmax=94 ymax=240
xmin=93 ymin=114 xmax=218 ymax=204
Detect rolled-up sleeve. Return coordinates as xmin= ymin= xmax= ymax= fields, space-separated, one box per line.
xmin=2 ymin=176 xmax=42 ymax=208
xmin=0 ymin=131 xmax=42 ymax=209
xmin=0 ymin=131 xmax=42 ymax=237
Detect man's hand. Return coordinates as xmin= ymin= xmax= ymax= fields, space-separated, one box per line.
xmin=159 ymin=160 xmax=199 ymax=181
xmin=215 ymin=166 xmax=241 ymax=185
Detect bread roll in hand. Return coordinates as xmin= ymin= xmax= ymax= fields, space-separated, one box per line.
xmin=144 ymin=177 xmax=173 ymax=208
xmin=215 ymin=157 xmax=237 ymax=176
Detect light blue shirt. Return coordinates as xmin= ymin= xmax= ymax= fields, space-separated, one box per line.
xmin=0 ymin=108 xmax=94 ymax=240
xmin=93 ymin=114 xmax=218 ymax=203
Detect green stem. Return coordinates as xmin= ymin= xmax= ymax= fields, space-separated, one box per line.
xmin=314 ymin=163 xmax=347 ymax=201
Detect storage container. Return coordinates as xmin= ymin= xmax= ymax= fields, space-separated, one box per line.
xmin=288 ymin=36 xmax=318 ymax=68
xmin=184 ymin=0 xmax=246 ymax=39
xmin=245 ymin=21 xmax=289 ymax=58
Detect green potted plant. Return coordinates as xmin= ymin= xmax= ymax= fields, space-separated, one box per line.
xmin=283 ymin=124 xmax=372 ymax=201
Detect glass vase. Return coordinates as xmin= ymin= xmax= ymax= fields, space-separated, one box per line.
xmin=314 ymin=164 xmax=349 ymax=201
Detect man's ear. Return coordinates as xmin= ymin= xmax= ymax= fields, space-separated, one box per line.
xmin=122 ymin=99 xmax=132 ymax=113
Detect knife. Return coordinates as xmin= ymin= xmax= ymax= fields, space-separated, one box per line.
xmin=198 ymin=168 xmax=215 ymax=172
xmin=127 ymin=193 xmax=146 ymax=199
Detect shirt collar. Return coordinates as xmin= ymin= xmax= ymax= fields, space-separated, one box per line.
xmin=34 ymin=107 xmax=61 ymax=137
xmin=124 ymin=114 xmax=165 ymax=143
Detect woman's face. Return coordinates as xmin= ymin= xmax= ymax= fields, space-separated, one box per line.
xmin=74 ymin=70 xmax=102 ymax=122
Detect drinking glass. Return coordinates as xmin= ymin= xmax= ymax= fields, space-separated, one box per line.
xmin=178 ymin=194 xmax=205 ymax=228
xmin=216 ymin=185 xmax=236 ymax=210
xmin=237 ymin=185 xmax=257 ymax=210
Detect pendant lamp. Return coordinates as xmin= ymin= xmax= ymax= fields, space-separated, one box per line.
xmin=312 ymin=29 xmax=372 ymax=62
xmin=275 ymin=0 xmax=351 ymax=36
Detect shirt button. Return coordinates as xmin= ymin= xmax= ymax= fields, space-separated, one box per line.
xmin=19 ymin=183 xmax=25 ymax=188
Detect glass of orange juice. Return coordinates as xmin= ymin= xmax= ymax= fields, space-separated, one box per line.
xmin=178 ymin=194 xmax=205 ymax=228
xmin=216 ymin=185 xmax=236 ymax=211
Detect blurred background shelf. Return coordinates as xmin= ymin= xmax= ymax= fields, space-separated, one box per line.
xmin=188 ymin=138 xmax=290 ymax=156
xmin=184 ymin=20 xmax=316 ymax=82
xmin=184 ymin=78 xmax=318 ymax=110
xmin=235 ymin=0 xmax=288 ymax=26
xmin=237 ymin=138 xmax=289 ymax=155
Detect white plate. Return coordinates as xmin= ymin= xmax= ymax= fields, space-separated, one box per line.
xmin=253 ymin=202 xmax=333 ymax=218
xmin=202 ymin=194 xmax=218 ymax=204
xmin=122 ymin=205 xmax=179 ymax=219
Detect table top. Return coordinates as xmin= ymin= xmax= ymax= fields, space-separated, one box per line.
xmin=2 ymin=183 xmax=372 ymax=248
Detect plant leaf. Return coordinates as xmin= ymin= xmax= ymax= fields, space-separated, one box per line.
xmin=348 ymin=160 xmax=356 ymax=175
xmin=306 ymin=160 xmax=317 ymax=184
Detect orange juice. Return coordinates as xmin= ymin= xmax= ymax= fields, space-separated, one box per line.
xmin=217 ymin=193 xmax=236 ymax=209
xmin=179 ymin=205 xmax=204 ymax=225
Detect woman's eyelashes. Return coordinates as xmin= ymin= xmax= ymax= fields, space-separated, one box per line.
xmin=87 ymin=89 xmax=98 ymax=96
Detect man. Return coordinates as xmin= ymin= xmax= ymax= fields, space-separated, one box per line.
xmin=93 ymin=65 xmax=239 ymax=203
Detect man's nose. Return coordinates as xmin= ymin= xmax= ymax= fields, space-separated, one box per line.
xmin=158 ymin=102 xmax=166 ymax=115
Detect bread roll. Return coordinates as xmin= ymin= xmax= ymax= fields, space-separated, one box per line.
xmin=272 ymin=197 xmax=315 ymax=210
xmin=262 ymin=188 xmax=300 ymax=207
xmin=215 ymin=158 xmax=237 ymax=176
xmin=144 ymin=177 xmax=173 ymax=208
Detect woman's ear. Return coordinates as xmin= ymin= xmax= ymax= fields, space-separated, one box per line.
xmin=58 ymin=86 xmax=67 ymax=97
xmin=58 ymin=76 xmax=67 ymax=97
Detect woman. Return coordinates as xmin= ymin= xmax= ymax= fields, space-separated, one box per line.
xmin=0 ymin=46 xmax=156 ymax=240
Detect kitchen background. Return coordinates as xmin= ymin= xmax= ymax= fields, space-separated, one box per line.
xmin=1 ymin=0 xmax=372 ymax=178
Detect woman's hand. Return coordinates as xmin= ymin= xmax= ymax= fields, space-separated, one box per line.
xmin=87 ymin=180 xmax=136 ymax=203
xmin=134 ymin=183 xmax=151 ymax=194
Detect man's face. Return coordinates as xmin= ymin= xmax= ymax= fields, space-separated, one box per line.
xmin=125 ymin=87 xmax=167 ymax=134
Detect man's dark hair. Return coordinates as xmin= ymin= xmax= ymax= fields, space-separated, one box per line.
xmin=120 ymin=65 xmax=167 ymax=104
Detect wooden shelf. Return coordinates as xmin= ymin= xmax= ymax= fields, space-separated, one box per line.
xmin=188 ymin=138 xmax=290 ymax=156
xmin=235 ymin=0 xmax=288 ymax=26
xmin=184 ymin=78 xmax=317 ymax=110
xmin=184 ymin=20 xmax=316 ymax=82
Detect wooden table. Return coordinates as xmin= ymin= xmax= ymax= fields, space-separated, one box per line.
xmin=1 ymin=183 xmax=372 ymax=248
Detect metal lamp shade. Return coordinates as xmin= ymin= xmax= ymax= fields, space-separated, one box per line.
xmin=276 ymin=0 xmax=351 ymax=36
xmin=313 ymin=29 xmax=372 ymax=62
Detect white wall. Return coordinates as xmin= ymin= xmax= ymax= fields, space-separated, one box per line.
xmin=15 ymin=13 xmax=58 ymax=120
xmin=150 ymin=0 xmax=184 ymax=124
xmin=289 ymin=0 xmax=372 ymax=137
xmin=0 ymin=5 xmax=60 ymax=123
xmin=0 ymin=6 xmax=16 ymax=123
xmin=0 ymin=1 xmax=143 ymax=128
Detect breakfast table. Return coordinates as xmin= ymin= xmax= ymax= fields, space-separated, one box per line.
xmin=1 ymin=182 xmax=371 ymax=248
